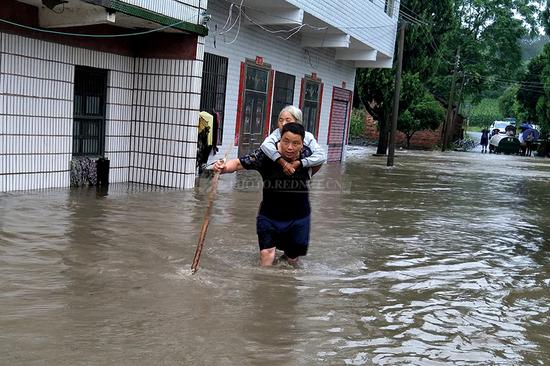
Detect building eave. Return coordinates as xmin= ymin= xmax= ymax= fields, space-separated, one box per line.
xmin=239 ymin=0 xmax=395 ymax=68
xmin=16 ymin=0 xmax=208 ymax=36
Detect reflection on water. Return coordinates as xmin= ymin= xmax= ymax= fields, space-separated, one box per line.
xmin=1 ymin=147 xmax=549 ymax=365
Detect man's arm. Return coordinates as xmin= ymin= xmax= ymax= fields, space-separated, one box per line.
xmin=214 ymin=148 xmax=267 ymax=174
xmin=302 ymin=132 xmax=326 ymax=168
xmin=213 ymin=158 xmax=243 ymax=174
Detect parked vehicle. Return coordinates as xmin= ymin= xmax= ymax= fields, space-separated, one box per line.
xmin=489 ymin=134 xmax=520 ymax=154
xmin=489 ymin=121 xmax=513 ymax=134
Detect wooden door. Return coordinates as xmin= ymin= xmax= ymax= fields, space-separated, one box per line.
xmin=238 ymin=64 xmax=270 ymax=156
xmin=327 ymin=87 xmax=352 ymax=162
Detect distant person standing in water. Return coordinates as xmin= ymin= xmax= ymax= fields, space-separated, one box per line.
xmin=480 ymin=128 xmax=489 ymax=153
xmin=525 ymin=131 xmax=535 ymax=156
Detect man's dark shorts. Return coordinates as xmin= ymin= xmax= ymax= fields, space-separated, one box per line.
xmin=256 ymin=214 xmax=310 ymax=258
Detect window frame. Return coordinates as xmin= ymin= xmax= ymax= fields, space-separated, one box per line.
xmin=299 ymin=75 xmax=323 ymax=138
xmin=200 ymin=52 xmax=229 ymax=145
xmin=72 ymin=66 xmax=108 ymax=158
xmin=270 ymin=71 xmax=295 ymax=132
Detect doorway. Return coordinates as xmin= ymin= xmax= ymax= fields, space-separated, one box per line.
xmin=237 ymin=62 xmax=272 ymax=156
xmin=327 ymin=87 xmax=352 ymax=162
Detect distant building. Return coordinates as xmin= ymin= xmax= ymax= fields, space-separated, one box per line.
xmin=1 ymin=0 xmax=399 ymax=192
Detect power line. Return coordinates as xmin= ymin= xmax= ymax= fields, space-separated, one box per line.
xmin=398 ymin=2 xmax=424 ymax=21
xmin=461 ymin=74 xmax=548 ymax=94
xmin=219 ymin=0 xmax=406 ymax=44
xmin=219 ymin=0 xmax=243 ymax=44
xmin=0 ymin=15 xmax=196 ymax=38
xmin=463 ymin=72 xmax=546 ymax=87
xmin=399 ymin=10 xmax=427 ymax=27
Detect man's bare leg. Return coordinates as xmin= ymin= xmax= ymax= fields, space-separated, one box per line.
xmin=260 ymin=248 xmax=276 ymax=266
xmin=285 ymin=256 xmax=299 ymax=266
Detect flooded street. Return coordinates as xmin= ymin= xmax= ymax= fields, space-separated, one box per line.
xmin=1 ymin=146 xmax=549 ymax=365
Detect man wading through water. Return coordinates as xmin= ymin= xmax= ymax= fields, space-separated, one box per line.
xmin=213 ymin=122 xmax=322 ymax=266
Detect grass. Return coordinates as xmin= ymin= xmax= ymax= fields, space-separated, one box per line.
xmin=465 ymin=125 xmax=483 ymax=132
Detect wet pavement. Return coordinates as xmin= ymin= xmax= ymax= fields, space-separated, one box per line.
xmin=0 ymin=146 xmax=549 ymax=365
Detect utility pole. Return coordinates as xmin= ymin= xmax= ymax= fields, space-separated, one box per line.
xmin=451 ymin=73 xmax=466 ymax=140
xmin=387 ymin=21 xmax=406 ymax=167
xmin=441 ymin=46 xmax=461 ymax=152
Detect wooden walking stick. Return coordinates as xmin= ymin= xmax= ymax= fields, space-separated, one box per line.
xmin=191 ymin=155 xmax=226 ymax=274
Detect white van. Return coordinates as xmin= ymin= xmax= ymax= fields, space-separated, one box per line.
xmin=489 ymin=121 xmax=513 ymax=134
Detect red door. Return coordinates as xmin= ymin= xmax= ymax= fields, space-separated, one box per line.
xmin=327 ymin=87 xmax=352 ymax=162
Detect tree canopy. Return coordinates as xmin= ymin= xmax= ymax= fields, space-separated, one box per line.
xmin=517 ymin=44 xmax=550 ymax=134
xmin=398 ymin=73 xmax=446 ymax=147
xmin=355 ymin=0 xmax=548 ymax=150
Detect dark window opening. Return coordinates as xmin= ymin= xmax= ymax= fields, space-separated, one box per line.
xmin=73 ymin=66 xmax=108 ymax=157
xmin=302 ymin=78 xmax=322 ymax=136
xmin=270 ymin=71 xmax=295 ymax=132
xmin=200 ymin=52 xmax=228 ymax=145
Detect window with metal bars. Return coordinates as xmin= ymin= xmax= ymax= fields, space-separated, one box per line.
xmin=200 ymin=53 xmax=228 ymax=145
xmin=72 ymin=66 xmax=108 ymax=157
xmin=302 ymin=78 xmax=322 ymax=137
xmin=270 ymin=71 xmax=295 ymax=132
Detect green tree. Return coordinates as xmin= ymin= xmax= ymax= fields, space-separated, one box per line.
xmin=498 ymin=85 xmax=520 ymax=118
xmin=543 ymin=1 xmax=550 ymax=34
xmin=356 ymin=68 xmax=394 ymax=154
xmin=355 ymin=0 xmax=545 ymax=151
xmin=349 ymin=108 xmax=366 ymax=138
xmin=430 ymin=0 xmax=542 ymax=101
xmin=355 ymin=0 xmax=456 ymax=154
xmin=398 ymin=94 xmax=445 ymax=148
xmin=534 ymin=44 xmax=550 ymax=134
xmin=413 ymin=0 xmax=543 ymax=100
xmin=401 ymin=0 xmax=456 ymax=79
xmin=517 ymin=50 xmax=545 ymax=123
xmin=398 ymin=73 xmax=445 ymax=148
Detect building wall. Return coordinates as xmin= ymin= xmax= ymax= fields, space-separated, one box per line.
xmin=0 ymin=33 xmax=74 ymax=192
xmin=203 ymin=0 xmax=358 ymax=161
xmin=129 ymin=57 xmax=202 ymax=189
xmin=119 ymin=0 xmax=207 ymax=22
xmin=288 ymin=0 xmax=399 ymax=57
xmin=0 ymin=32 xmax=201 ymax=192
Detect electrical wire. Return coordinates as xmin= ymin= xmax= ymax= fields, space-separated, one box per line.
xmin=399 ymin=11 xmax=427 ymax=27
xmin=240 ymin=9 xmax=327 ymax=41
xmin=461 ymin=75 xmax=548 ymax=95
xmin=463 ymin=72 xmax=547 ymax=89
xmin=219 ymin=0 xmax=407 ymax=44
xmin=219 ymin=0 xmax=243 ymax=35
xmin=463 ymin=71 xmax=545 ymax=85
xmin=0 ymin=15 xmax=195 ymax=38
xmin=399 ymin=2 xmax=424 ymax=21
xmin=219 ymin=0 xmax=243 ymax=44
xmin=219 ymin=0 xmax=327 ymax=43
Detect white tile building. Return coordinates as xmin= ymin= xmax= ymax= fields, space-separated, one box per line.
xmin=201 ymin=0 xmax=399 ymax=165
xmin=0 ymin=0 xmax=398 ymax=192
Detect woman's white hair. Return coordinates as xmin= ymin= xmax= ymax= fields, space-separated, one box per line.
xmin=279 ymin=105 xmax=303 ymax=123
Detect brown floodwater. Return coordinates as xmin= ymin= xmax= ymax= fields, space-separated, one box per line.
xmin=1 ymin=146 xmax=549 ymax=365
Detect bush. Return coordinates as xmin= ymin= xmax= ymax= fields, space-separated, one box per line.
xmin=349 ymin=108 xmax=366 ymax=138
